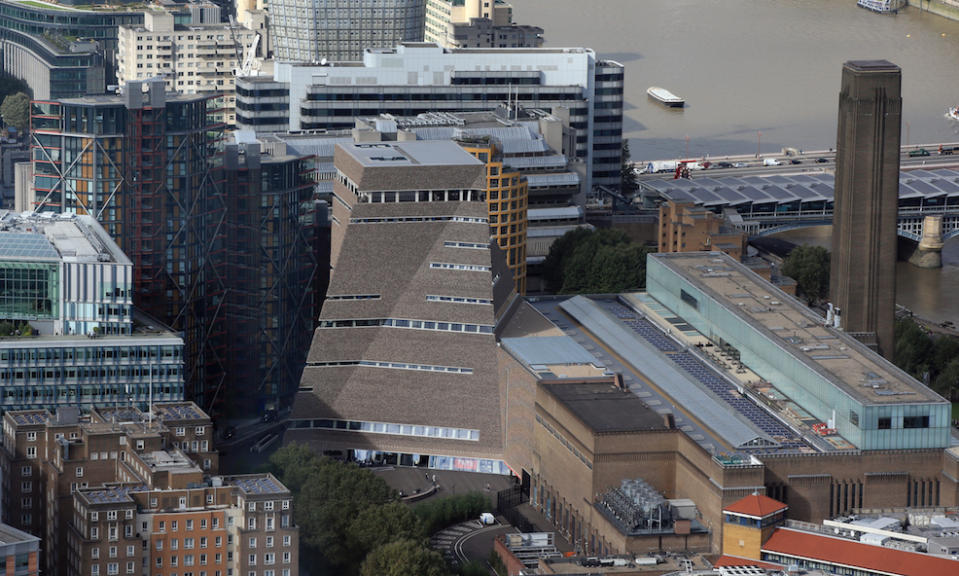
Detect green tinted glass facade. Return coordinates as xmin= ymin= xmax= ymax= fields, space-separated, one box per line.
xmin=0 ymin=261 xmax=58 ymax=320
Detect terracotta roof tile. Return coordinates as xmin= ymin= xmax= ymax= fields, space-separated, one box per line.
xmin=723 ymin=494 xmax=788 ymax=518
xmin=762 ymin=528 xmax=959 ymax=576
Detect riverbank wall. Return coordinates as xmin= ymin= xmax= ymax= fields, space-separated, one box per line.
xmin=907 ymin=0 xmax=959 ymax=22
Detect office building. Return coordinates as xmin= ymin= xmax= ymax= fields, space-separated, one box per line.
xmin=0 ymin=34 xmax=104 ymax=100
xmin=658 ymin=200 xmax=747 ymax=260
xmin=0 ymin=0 xmax=143 ymax=94
xmin=116 ymin=9 xmax=267 ymax=125
xmin=31 ymin=83 xmax=323 ymax=417
xmin=31 ymin=82 xmax=226 ymax=411
xmin=235 ymin=43 xmax=624 ymax=190
xmin=0 ymin=211 xmax=184 ymax=413
xmin=0 ymin=523 xmax=39 ymax=576
xmin=287 ymin=140 xmax=515 ymax=474
xmin=830 ymin=60 xmax=901 ymax=359
xmin=267 ymin=0 xmax=426 ymax=62
xmin=424 ymin=0 xmax=543 ymax=49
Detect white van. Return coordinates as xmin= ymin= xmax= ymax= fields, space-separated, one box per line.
xmin=763 ymin=158 xmax=782 ymax=166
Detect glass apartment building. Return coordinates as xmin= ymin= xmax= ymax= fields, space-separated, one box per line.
xmin=268 ymin=0 xmax=426 ymax=62
xmin=0 ymin=211 xmax=183 ymax=412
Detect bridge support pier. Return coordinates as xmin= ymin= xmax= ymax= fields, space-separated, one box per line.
xmin=908 ymin=215 xmax=943 ymax=269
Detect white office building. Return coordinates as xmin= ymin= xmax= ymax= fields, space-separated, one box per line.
xmin=236 ymin=43 xmax=624 ymax=189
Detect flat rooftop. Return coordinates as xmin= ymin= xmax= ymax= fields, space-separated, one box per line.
xmin=544 ymin=381 xmax=672 ymax=434
xmin=0 ymin=211 xmax=129 ymax=265
xmin=652 ymin=252 xmax=946 ymax=406
xmin=338 ymin=140 xmax=483 ymax=168
xmin=227 ymin=474 xmax=288 ymax=496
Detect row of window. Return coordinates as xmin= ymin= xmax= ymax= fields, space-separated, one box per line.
xmin=430 ymin=262 xmax=490 ymax=272
xmin=443 ymin=241 xmax=488 ymax=250
xmin=356 ymin=190 xmax=483 ymax=203
xmin=349 ymin=215 xmax=488 ymax=224
xmin=318 ymin=317 xmax=494 ymax=334
xmin=325 ymin=294 xmax=380 ymax=301
xmin=306 ymin=359 xmax=473 ymax=374
xmin=289 ymin=417 xmax=480 ymax=441
xmin=426 ymin=295 xmax=491 ymax=306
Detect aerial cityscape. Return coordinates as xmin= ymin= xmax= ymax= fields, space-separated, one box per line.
xmin=2 ymin=0 xmax=959 ymax=575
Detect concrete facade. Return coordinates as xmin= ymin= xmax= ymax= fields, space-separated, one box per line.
xmin=830 ymin=60 xmax=901 ymax=359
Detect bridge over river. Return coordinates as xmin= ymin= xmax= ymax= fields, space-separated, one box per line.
xmin=639 ymin=168 xmax=959 ymax=265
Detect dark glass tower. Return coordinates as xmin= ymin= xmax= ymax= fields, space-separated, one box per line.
xmin=830 ymin=60 xmax=901 ymax=359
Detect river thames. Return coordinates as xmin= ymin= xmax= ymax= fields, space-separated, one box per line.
xmin=511 ymin=0 xmax=959 ymax=162
xmin=511 ymin=0 xmax=959 ymax=323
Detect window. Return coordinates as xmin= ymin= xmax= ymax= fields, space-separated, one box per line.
xmin=264 ymin=553 xmax=275 ymax=565
xmin=107 ymin=511 xmax=117 ymax=521
xmin=904 ymin=415 xmax=930 ymax=429
xmin=249 ymin=537 xmax=256 ymax=548
xmin=248 ymin=518 xmax=256 ymax=530
xmin=248 ymin=502 xmax=256 ymax=512
xmin=26 ymin=446 xmax=36 ymax=459
xmin=282 ymin=536 xmax=291 ymax=547
xmin=26 ymin=431 xmax=36 ymax=441
xmin=187 ymin=520 xmax=194 ymax=530
xmin=265 ymin=537 xmax=273 ymax=548
xmin=264 ymin=501 xmax=274 ymax=511
xmin=176 ymin=427 xmax=186 ymax=436
xmin=196 ymin=426 xmax=205 ymax=436
xmin=20 ymin=466 xmax=31 ymax=477
xmin=248 ymin=554 xmax=256 ymax=566
xmin=126 ymin=546 xmax=135 ymax=557
xmin=76 ymin=466 xmax=84 ymax=477
xmin=92 ymin=548 xmax=100 ymax=559
xmin=878 ymin=417 xmax=892 ymax=430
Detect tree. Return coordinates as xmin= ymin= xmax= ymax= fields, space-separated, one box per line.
xmin=360 ymin=539 xmax=449 ymax=576
xmin=296 ymin=459 xmax=396 ymax=571
xmin=932 ymin=357 xmax=959 ymax=400
xmin=0 ymin=92 xmax=30 ymax=133
xmin=542 ymin=228 xmax=654 ymax=294
xmin=620 ymin=140 xmax=639 ymax=196
xmin=347 ymin=501 xmax=424 ymax=560
xmin=781 ymin=245 xmax=830 ymax=304
xmin=268 ymin=442 xmax=324 ymax=494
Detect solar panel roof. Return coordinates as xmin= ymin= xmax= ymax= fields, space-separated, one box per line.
xmin=0 ymin=233 xmax=59 ymax=261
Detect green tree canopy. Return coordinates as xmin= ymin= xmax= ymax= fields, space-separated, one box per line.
xmin=781 ymin=245 xmax=830 ymax=304
xmin=347 ymin=501 xmax=424 ymax=559
xmin=0 ymin=92 xmax=30 ymax=133
xmin=541 ymin=227 xmax=655 ymax=294
xmin=360 ymin=539 xmax=449 ymax=576
xmin=621 ymin=140 xmax=639 ymax=195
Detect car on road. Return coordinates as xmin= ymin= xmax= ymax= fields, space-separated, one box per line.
xmin=790 ymin=158 xmax=803 ymax=164
xmin=815 ymin=157 xmax=829 ymax=163
xmin=732 ymin=162 xmax=748 ymax=168
xmin=223 ymin=425 xmax=236 ymax=440
xmin=717 ymin=161 xmax=734 ymax=168
xmin=909 ymin=148 xmax=931 ymax=157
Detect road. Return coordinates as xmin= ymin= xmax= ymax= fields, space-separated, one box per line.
xmin=635 ymin=143 xmax=959 ymax=181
